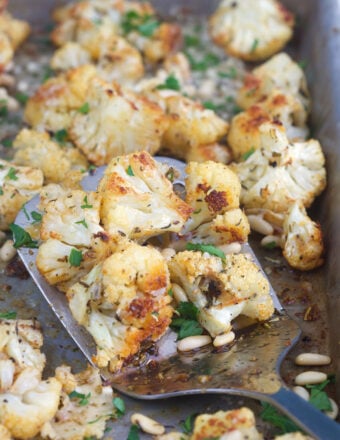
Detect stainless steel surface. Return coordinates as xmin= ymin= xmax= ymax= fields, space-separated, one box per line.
xmin=2 ymin=0 xmax=340 ymax=438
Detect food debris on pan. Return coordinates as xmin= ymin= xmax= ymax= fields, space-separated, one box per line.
xmin=0 ymin=0 xmax=337 ymax=438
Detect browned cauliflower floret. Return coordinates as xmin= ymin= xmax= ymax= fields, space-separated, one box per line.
xmin=209 ymin=0 xmax=294 ymax=61
xmin=13 ymin=129 xmax=88 ymax=184
xmin=0 ymin=159 xmax=43 ymax=231
xmin=191 ymin=407 xmax=263 ymax=440
xmin=41 ymin=365 xmax=114 ymax=440
xmin=237 ymin=52 xmax=310 ymax=111
xmin=50 ymin=41 xmax=91 ymax=71
xmin=98 ymin=151 xmax=192 ymax=241
xmin=282 ymin=202 xmax=324 ymax=271
xmin=0 ymin=424 xmax=11 ymax=440
xmin=231 ymin=124 xmax=326 ymax=212
xmin=67 ymin=241 xmax=173 ymax=371
xmin=168 ymin=251 xmax=273 ymax=337
xmin=0 ymin=11 xmax=30 ymax=50
xmin=186 ymin=143 xmax=232 ymax=165
xmin=24 ymin=64 xmax=97 ymax=132
xmin=0 ymin=368 xmax=61 ymax=439
xmin=228 ymin=91 xmax=308 ymax=161
xmin=162 ymin=95 xmax=229 ymax=160
xmin=69 ymin=78 xmax=169 ymax=165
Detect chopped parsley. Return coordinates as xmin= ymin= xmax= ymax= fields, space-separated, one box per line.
xmin=75 ymin=219 xmax=88 ymax=229
xmin=168 ymin=288 xmax=174 ymax=297
xmin=185 ymin=51 xmax=220 ymax=71
xmin=0 ymin=187 xmax=3 ymax=195
xmin=263 ymin=241 xmax=278 ymax=250
xmin=0 ymin=99 xmax=8 ymax=118
xmin=22 ymin=204 xmax=30 ymax=221
xmin=180 ymin=413 xmax=196 ymax=434
xmin=0 ymin=311 xmax=17 ymax=319
xmin=6 ymin=167 xmax=18 ymax=181
xmin=113 ymin=397 xmax=126 ymax=417
xmin=250 ymin=38 xmax=259 ymax=52
xmin=126 ymin=165 xmax=134 ymax=176
xmin=121 ymin=10 xmax=160 ymax=37
xmin=68 ymin=390 xmax=91 ymax=406
xmin=15 ymin=92 xmax=29 ymax=105
xmin=171 ymin=301 xmax=204 ymax=340
xmin=78 ymin=102 xmax=90 ymax=114
xmin=156 ymin=74 xmax=181 ymax=91
xmin=127 ymin=423 xmax=140 ymax=440
xmin=260 ymin=402 xmax=300 ymax=434
xmin=54 ymin=128 xmax=68 ymax=145
xmin=9 ymin=223 xmax=38 ymax=249
xmin=241 ymin=147 xmax=255 ymax=161
xmin=307 ymin=378 xmax=333 ymax=412
xmin=2 ymin=138 xmax=13 ymax=148
xmin=81 ymin=195 xmax=93 ymax=209
xmin=298 ymin=59 xmax=307 ymax=70
xmin=31 ymin=211 xmax=42 ymax=223
xmin=42 ymin=66 xmax=54 ymax=82
xmin=69 ymin=248 xmax=83 ymax=267
xmin=185 ymin=242 xmax=226 ymax=260
xmin=184 ymin=34 xmax=200 ymax=48
xmin=218 ymin=66 xmax=238 ymax=79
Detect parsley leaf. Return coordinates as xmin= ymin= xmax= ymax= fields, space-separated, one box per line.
xmin=185 ymin=51 xmax=220 ymax=71
xmin=180 ymin=413 xmax=196 ymax=434
xmin=121 ymin=11 xmax=159 ymax=37
xmin=263 ymin=241 xmax=278 ymax=250
xmin=15 ymin=92 xmax=29 ymax=105
xmin=0 ymin=311 xmax=17 ymax=319
xmin=6 ymin=167 xmax=18 ymax=181
xmin=78 ymin=102 xmax=90 ymax=114
xmin=75 ymin=219 xmax=88 ymax=229
xmin=157 ymin=74 xmax=181 ymax=91
xmin=260 ymin=402 xmax=300 ymax=434
xmin=307 ymin=379 xmax=333 ymax=412
xmin=250 ymin=38 xmax=259 ymax=52
xmin=81 ymin=195 xmax=93 ymax=209
xmin=113 ymin=397 xmax=125 ymax=417
xmin=69 ymin=390 xmax=91 ymax=406
xmin=2 ymin=138 xmax=13 ymax=148
xmin=0 ymin=186 xmax=3 ymax=195
xmin=185 ymin=242 xmax=226 ymax=260
xmin=10 ymin=224 xmax=38 ymax=249
xmin=298 ymin=59 xmax=307 ymax=70
xmin=127 ymin=423 xmax=140 ymax=440
xmin=184 ymin=34 xmax=200 ymax=48
xmin=54 ymin=128 xmax=68 ymax=145
xmin=126 ymin=165 xmax=134 ymax=176
xmin=176 ymin=301 xmax=199 ymax=320
xmin=171 ymin=302 xmax=203 ymax=340
xmin=69 ymin=249 xmax=83 ymax=267
xmin=31 ymin=211 xmax=42 ymax=223
xmin=218 ymin=67 xmax=238 ymax=79
xmin=241 ymin=147 xmax=255 ymax=161
xmin=0 ymin=99 xmax=8 ymax=118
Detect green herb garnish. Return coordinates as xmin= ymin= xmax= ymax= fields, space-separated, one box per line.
xmin=69 ymin=249 xmax=83 ymax=267
xmin=42 ymin=66 xmax=54 ymax=82
xmin=127 ymin=423 xmax=140 ymax=440
xmin=113 ymin=397 xmax=126 ymax=417
xmin=185 ymin=242 xmax=226 ymax=260
xmin=78 ymin=102 xmax=90 ymax=114
xmin=185 ymin=51 xmax=220 ymax=71
xmin=263 ymin=241 xmax=277 ymax=250
xmin=0 ymin=99 xmax=8 ymax=118
xmin=2 ymin=138 xmax=13 ymax=148
xmin=298 ymin=59 xmax=307 ymax=70
xmin=75 ymin=219 xmax=88 ymax=229
xmin=81 ymin=195 xmax=93 ymax=209
xmin=241 ymin=147 xmax=255 ymax=161
xmin=121 ymin=10 xmax=159 ymax=37
xmin=54 ymin=128 xmax=68 ymax=145
xmin=126 ymin=165 xmax=134 ymax=176
xmin=156 ymin=74 xmax=181 ymax=91
xmin=180 ymin=413 xmax=196 ymax=434
xmin=171 ymin=301 xmax=203 ymax=340
xmin=184 ymin=34 xmax=200 ymax=48
xmin=31 ymin=211 xmax=42 ymax=223
xmin=69 ymin=390 xmax=91 ymax=406
xmin=218 ymin=67 xmax=238 ymax=79
xmin=0 ymin=187 xmax=3 ymax=195
xmin=22 ymin=204 xmax=30 ymax=221
xmin=168 ymin=288 xmax=174 ymax=297
xmin=307 ymin=379 xmax=333 ymax=412
xmin=0 ymin=311 xmax=17 ymax=319
xmin=6 ymin=167 xmax=18 ymax=181
xmin=250 ymin=38 xmax=259 ymax=52
xmin=15 ymin=92 xmax=29 ymax=105
xmin=260 ymin=402 xmax=300 ymax=434
xmin=9 ymin=223 xmax=38 ymax=249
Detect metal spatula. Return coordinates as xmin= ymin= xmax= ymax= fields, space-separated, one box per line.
xmin=15 ymin=157 xmax=340 ymax=440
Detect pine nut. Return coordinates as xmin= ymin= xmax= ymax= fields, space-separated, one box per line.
xmin=261 ymin=235 xmax=282 ymax=248
xmin=295 ymin=353 xmax=331 ymax=366
xmin=217 ymin=242 xmax=242 ymax=255
xmin=326 ymin=398 xmax=339 ymax=420
xmin=0 ymin=240 xmax=17 ymax=262
xmin=172 ymin=283 xmax=188 ymax=303
xmin=293 ymin=386 xmax=310 ymax=401
xmin=161 ymin=247 xmax=176 ymax=261
xmin=294 ymin=371 xmax=327 ymax=386
xmin=130 ymin=413 xmax=165 ymax=435
xmin=213 ymin=331 xmax=235 ymax=347
xmin=247 ymin=215 xmax=274 ymax=236
xmin=177 ymin=335 xmax=212 ymax=352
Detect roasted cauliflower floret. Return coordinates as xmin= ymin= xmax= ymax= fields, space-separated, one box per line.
xmin=0 ymin=11 xmax=30 ymax=50
xmin=228 ymin=91 xmax=308 ymax=161
xmin=0 ymin=159 xmax=43 ymax=231
xmin=69 ymin=78 xmax=168 ymax=165
xmin=183 ymin=161 xmax=241 ymax=232
xmin=209 ymin=0 xmax=294 ymax=61
xmin=191 ymin=407 xmax=263 ymax=440
xmin=162 ymin=95 xmax=228 ymax=160
xmin=237 ymin=52 xmax=310 ymax=111
xmin=41 ymin=365 xmax=114 ymax=440
xmin=168 ymin=251 xmax=273 ymax=337
xmin=186 ymin=143 xmax=232 ymax=165
xmin=24 ymin=64 xmax=97 ymax=132
xmin=231 ymin=124 xmax=326 ymax=212
xmin=282 ymin=202 xmax=324 ymax=271
xmin=67 ymin=241 xmax=173 ymax=371
xmin=98 ymin=151 xmax=192 ymax=241
xmin=0 ymin=367 xmax=61 ymax=440
xmin=50 ymin=41 xmax=91 ymax=71
xmin=13 ymin=129 xmax=88 ymax=184
xmin=0 ymin=424 xmax=11 ymax=440
xmin=0 ymin=319 xmax=45 ymax=377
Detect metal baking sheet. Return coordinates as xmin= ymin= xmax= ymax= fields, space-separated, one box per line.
xmin=2 ymin=0 xmax=340 ymax=438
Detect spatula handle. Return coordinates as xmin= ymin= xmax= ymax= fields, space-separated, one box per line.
xmin=269 ymin=387 xmax=340 ymax=440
